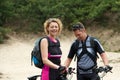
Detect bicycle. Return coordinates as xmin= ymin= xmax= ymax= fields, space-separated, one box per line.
xmin=67 ymin=66 xmax=113 ymax=80
xmin=96 ymin=66 xmax=113 ymax=80
xmin=58 ymin=66 xmax=113 ymax=80
xmin=27 ymin=67 xmax=76 ymax=80
xmin=27 ymin=66 xmax=112 ymax=80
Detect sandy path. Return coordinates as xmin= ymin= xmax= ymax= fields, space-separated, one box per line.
xmin=0 ymin=36 xmax=120 ymax=80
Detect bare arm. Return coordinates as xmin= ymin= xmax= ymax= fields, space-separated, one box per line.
xmin=41 ymin=38 xmax=59 ymax=69
xmin=64 ymin=58 xmax=72 ymax=67
xmin=100 ymin=52 xmax=109 ymax=66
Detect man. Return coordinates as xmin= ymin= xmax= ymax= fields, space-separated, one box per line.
xmin=64 ymin=22 xmax=110 ymax=80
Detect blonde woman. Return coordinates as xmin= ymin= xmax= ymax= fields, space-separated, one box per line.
xmin=40 ymin=18 xmax=66 ymax=80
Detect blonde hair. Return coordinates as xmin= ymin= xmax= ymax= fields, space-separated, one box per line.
xmin=44 ymin=18 xmax=63 ymax=35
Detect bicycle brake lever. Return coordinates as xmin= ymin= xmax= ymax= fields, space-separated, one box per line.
xmin=72 ymin=71 xmax=76 ymax=74
xmin=110 ymin=71 xmax=112 ymax=73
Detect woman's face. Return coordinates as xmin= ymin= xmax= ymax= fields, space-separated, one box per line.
xmin=48 ymin=22 xmax=59 ymax=37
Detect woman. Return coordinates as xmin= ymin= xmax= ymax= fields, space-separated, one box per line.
xmin=40 ymin=18 xmax=66 ymax=80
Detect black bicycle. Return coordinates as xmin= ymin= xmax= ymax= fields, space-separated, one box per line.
xmin=96 ymin=66 xmax=113 ymax=80
xmin=61 ymin=66 xmax=113 ymax=80
xmin=27 ymin=66 xmax=112 ymax=80
xmin=27 ymin=67 xmax=76 ymax=80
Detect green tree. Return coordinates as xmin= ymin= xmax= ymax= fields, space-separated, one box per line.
xmin=0 ymin=0 xmax=14 ymax=26
xmin=1 ymin=0 xmax=120 ymax=32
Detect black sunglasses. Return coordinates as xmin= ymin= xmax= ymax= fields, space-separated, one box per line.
xmin=72 ymin=24 xmax=84 ymax=31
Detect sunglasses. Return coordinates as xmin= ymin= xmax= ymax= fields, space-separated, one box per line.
xmin=72 ymin=24 xmax=84 ymax=31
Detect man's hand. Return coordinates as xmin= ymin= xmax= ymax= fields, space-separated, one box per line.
xmin=58 ymin=66 xmax=66 ymax=74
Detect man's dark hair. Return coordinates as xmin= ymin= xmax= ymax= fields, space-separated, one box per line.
xmin=72 ymin=22 xmax=85 ymax=31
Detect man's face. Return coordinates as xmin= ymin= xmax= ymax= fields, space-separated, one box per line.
xmin=73 ymin=29 xmax=84 ymax=40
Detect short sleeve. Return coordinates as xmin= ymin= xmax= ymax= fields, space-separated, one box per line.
xmin=67 ymin=41 xmax=77 ymax=59
xmin=94 ymin=38 xmax=105 ymax=54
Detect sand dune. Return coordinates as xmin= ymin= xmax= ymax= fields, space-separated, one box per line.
xmin=0 ymin=36 xmax=120 ymax=80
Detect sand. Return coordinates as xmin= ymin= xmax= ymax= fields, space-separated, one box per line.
xmin=0 ymin=36 xmax=120 ymax=80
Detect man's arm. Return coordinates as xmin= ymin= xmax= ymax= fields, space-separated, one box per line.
xmin=100 ymin=52 xmax=109 ymax=66
xmin=64 ymin=41 xmax=76 ymax=67
xmin=94 ymin=38 xmax=109 ymax=66
xmin=64 ymin=58 xmax=72 ymax=67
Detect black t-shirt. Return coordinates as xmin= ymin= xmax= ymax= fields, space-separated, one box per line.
xmin=68 ymin=36 xmax=105 ymax=74
xmin=68 ymin=36 xmax=105 ymax=59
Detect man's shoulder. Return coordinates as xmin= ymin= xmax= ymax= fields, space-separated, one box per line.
xmin=88 ymin=36 xmax=96 ymax=39
xmin=70 ymin=39 xmax=79 ymax=49
xmin=88 ymin=36 xmax=98 ymax=41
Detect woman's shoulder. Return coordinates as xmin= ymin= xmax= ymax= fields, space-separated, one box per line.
xmin=40 ymin=37 xmax=48 ymax=43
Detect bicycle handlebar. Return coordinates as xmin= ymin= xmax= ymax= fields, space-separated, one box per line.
xmin=95 ymin=66 xmax=113 ymax=78
xmin=67 ymin=67 xmax=76 ymax=74
xmin=96 ymin=66 xmax=113 ymax=73
xmin=58 ymin=66 xmax=113 ymax=80
xmin=28 ymin=66 xmax=112 ymax=80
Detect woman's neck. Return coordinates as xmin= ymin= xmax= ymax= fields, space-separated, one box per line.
xmin=48 ymin=35 xmax=57 ymax=42
xmin=48 ymin=35 xmax=55 ymax=38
